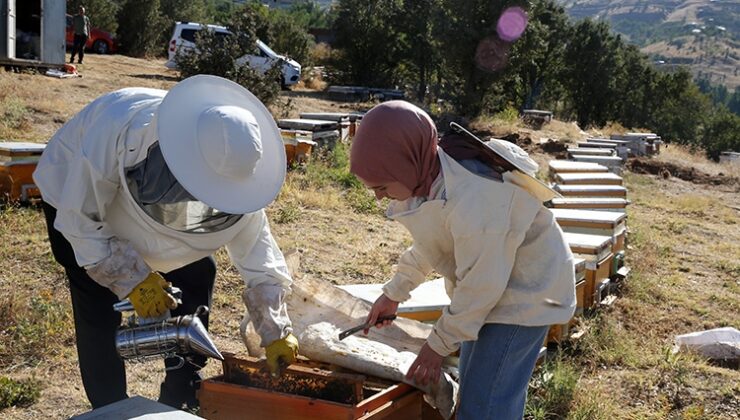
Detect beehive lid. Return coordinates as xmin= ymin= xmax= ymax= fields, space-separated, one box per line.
xmin=573 ymin=155 xmax=622 ymax=165
xmin=548 ymin=160 xmax=609 ymax=173
xmin=338 ymin=278 xmax=450 ymax=313
xmin=566 ymin=148 xmax=614 ymax=156
xmin=587 ymin=138 xmax=631 ymax=145
xmin=0 ymin=142 xmax=46 ymax=156
xmin=550 ymin=197 xmax=629 ymax=211
xmin=71 ymin=396 xmax=203 ymax=419
xmin=577 ymin=142 xmax=617 ymax=149
xmin=554 ymin=184 xmax=627 ymax=194
xmin=277 ymin=119 xmax=340 ymax=131
xmin=299 ymin=112 xmax=350 ymax=122
xmin=563 ymin=232 xmax=613 ymax=257
xmin=551 ymin=208 xmax=626 ymax=226
xmin=555 ymin=172 xmax=623 ymax=184
xmin=348 ymin=112 xmax=365 ymax=122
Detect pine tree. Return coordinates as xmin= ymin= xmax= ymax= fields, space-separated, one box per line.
xmin=117 ymin=0 xmax=167 ymax=57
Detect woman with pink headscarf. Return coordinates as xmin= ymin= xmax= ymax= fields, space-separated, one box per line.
xmin=350 ymin=101 xmax=576 ymax=419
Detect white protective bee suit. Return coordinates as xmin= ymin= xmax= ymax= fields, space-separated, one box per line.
xmin=33 ymin=78 xmax=292 ymax=351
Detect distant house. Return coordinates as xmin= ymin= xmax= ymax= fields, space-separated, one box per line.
xmin=0 ymin=0 xmax=66 ymax=67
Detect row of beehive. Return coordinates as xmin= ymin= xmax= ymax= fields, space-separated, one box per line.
xmin=567 ymin=133 xmax=662 ymax=168
xmin=544 ymin=155 xmax=631 ymax=346
xmin=278 ymin=112 xmax=364 ymax=166
xmin=0 ymin=112 xmax=369 ymax=202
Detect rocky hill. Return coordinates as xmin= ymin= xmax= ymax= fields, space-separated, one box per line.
xmin=559 ymin=0 xmax=739 ymax=90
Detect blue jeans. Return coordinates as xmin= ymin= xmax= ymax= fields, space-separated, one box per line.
xmin=457 ymin=323 xmax=549 ymax=420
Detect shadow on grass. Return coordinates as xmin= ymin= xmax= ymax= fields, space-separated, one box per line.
xmin=129 ymin=73 xmax=180 ymax=82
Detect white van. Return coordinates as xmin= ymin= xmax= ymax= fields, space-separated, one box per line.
xmin=165 ymin=22 xmax=301 ymax=88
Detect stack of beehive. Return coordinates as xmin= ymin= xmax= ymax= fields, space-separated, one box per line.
xmin=277 ymin=112 xmax=364 ymax=166
xmin=0 ymin=142 xmax=46 ymax=203
xmin=544 ymin=158 xmax=631 ymax=345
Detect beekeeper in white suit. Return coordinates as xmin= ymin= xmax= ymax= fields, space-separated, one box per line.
xmin=33 ymin=75 xmax=298 ymax=410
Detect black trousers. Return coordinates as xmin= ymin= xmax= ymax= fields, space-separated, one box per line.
xmin=70 ymin=34 xmax=87 ymax=63
xmin=42 ymin=202 xmax=216 ymax=409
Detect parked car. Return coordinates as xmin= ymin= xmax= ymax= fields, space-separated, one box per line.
xmin=165 ymin=22 xmax=301 ymax=88
xmin=65 ymin=14 xmax=118 ymax=54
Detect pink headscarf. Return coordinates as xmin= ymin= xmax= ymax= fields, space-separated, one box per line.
xmin=350 ymin=101 xmax=440 ymax=197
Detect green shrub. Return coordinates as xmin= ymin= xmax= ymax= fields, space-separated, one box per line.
xmin=495 ymin=105 xmax=521 ymax=123
xmin=174 ymin=11 xmax=281 ymax=106
xmin=274 ymin=201 xmax=300 ymax=224
xmin=0 ymin=376 xmax=40 ymax=409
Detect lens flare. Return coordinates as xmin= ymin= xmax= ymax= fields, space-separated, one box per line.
xmin=497 ymin=6 xmax=528 ymax=42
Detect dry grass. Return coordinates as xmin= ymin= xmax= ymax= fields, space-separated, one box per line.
xmin=539 ymin=120 xmax=586 ymax=143
xmin=658 ymin=144 xmax=740 ymax=179
xmin=1 ymin=54 xmax=738 ymax=418
xmin=0 ymin=54 xmax=394 ymax=418
xmin=554 ymin=172 xmax=740 ymax=419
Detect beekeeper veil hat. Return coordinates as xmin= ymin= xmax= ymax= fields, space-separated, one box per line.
xmin=156 ymin=75 xmax=286 ymax=214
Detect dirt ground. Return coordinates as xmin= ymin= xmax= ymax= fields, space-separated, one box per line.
xmin=1 ymin=54 xmax=738 ymax=419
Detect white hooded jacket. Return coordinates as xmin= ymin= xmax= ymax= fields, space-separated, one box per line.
xmin=382 ymin=150 xmax=576 ymax=356
xmin=33 ymin=88 xmax=292 ymax=345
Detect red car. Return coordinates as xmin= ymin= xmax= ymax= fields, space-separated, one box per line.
xmin=65 ymin=14 xmax=118 ymax=54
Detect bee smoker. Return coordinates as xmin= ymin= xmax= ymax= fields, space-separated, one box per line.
xmin=113 ymin=287 xmax=224 ymax=370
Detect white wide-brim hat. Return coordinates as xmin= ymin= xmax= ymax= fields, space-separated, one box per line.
xmin=157 ymin=75 xmax=286 ymax=214
xmin=449 ymin=122 xmax=560 ymax=202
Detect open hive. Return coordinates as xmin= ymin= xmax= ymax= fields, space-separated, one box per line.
xmin=198 ymin=354 xmax=443 ymax=420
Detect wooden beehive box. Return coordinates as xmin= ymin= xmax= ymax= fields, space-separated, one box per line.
xmin=563 ymin=232 xmax=614 ymax=310
xmin=551 ymin=209 xmax=627 ymax=253
xmin=549 ymin=197 xmax=629 ymax=213
xmin=553 ymin=184 xmax=627 ymax=198
xmin=566 ymin=148 xmax=615 ymax=158
xmin=554 ymin=172 xmax=623 ymax=186
xmin=300 ymin=113 xmax=351 ymax=142
xmin=577 ymin=141 xmax=618 ymax=149
xmin=0 ymin=142 xmax=46 ymax=202
xmin=198 ymin=354 xmax=441 ymax=420
xmin=281 ymin=130 xmax=317 ymax=167
xmin=546 ymin=257 xmax=588 ymax=345
xmin=548 ymin=160 xmax=609 ymax=176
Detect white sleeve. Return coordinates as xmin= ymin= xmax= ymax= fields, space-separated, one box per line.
xmin=227 ymin=211 xmax=293 ymax=346
xmin=226 ymin=210 xmax=292 ymax=290
xmin=382 ymin=244 xmax=434 ymax=302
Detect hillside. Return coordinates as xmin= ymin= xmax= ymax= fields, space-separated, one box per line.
xmin=559 ymin=0 xmax=740 ymax=90
xmin=0 ymin=55 xmax=738 ymax=418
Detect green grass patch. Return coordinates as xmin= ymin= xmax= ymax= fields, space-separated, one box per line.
xmin=273 ymin=200 xmax=301 ymax=224
xmin=0 ymin=376 xmax=40 ymax=409
xmin=526 ymin=356 xmax=579 ymax=419
xmin=296 ymin=142 xmax=384 ymax=215
xmin=574 ymin=313 xmax=643 ymax=368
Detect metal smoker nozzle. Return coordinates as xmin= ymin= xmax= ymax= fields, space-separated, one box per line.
xmin=114 ymin=302 xmax=224 ymax=363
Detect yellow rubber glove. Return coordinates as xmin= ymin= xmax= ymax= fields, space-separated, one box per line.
xmin=265 ymin=333 xmax=299 ymax=376
xmin=126 ymin=272 xmax=178 ymax=318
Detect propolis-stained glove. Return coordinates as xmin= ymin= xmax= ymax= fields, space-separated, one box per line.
xmin=265 ymin=333 xmax=299 ymax=376
xmin=126 ymin=272 xmax=178 ymax=318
